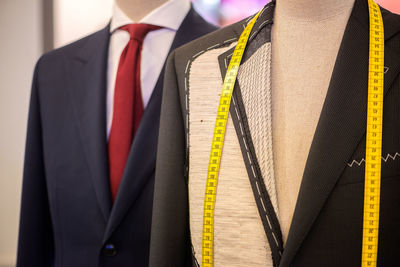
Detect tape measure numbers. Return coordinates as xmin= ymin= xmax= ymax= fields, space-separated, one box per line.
xmin=201 ymin=1 xmax=385 ymax=266
xmin=201 ymin=10 xmax=262 ymax=267
xmin=362 ymin=1 xmax=384 ymax=266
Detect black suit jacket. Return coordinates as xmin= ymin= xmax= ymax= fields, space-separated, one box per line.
xmin=150 ymin=0 xmax=400 ymax=266
xmin=17 ymin=8 xmax=217 ymax=267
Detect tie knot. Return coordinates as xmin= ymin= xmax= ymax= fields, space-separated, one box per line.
xmin=120 ymin=24 xmax=161 ymax=42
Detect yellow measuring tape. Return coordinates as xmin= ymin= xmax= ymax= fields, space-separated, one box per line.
xmin=362 ymin=0 xmax=384 ymax=266
xmin=201 ymin=0 xmax=384 ymax=266
xmin=201 ymin=10 xmax=262 ymax=267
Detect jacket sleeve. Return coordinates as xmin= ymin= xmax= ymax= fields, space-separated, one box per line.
xmin=149 ymin=51 xmax=192 ymax=267
xmin=17 ymin=58 xmax=54 ymax=267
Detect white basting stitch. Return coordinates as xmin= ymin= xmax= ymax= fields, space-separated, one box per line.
xmin=245 ymin=5 xmax=272 ymax=41
xmin=207 ymin=43 xmax=221 ymax=50
xmin=271 ymin=232 xmax=279 ymax=247
xmin=251 ymin=165 xmax=257 ymax=178
xmin=224 ymin=38 xmax=238 ymax=44
xmin=384 ymin=66 xmax=389 ymax=73
xmin=249 ymin=19 xmax=271 ymax=41
xmin=231 ymin=90 xmax=281 ymax=250
xmin=258 ymin=5 xmax=271 ymax=18
xmin=245 ymin=16 xmax=253 ymax=23
xmin=243 ymin=137 xmax=249 ymax=150
xmin=185 ymin=74 xmax=189 ymax=140
xmin=260 ymin=197 xmax=267 ymax=212
xmin=247 ymin=151 xmax=252 ymax=164
xmin=235 ymin=107 xmax=241 ymax=124
xmin=250 ymin=32 xmax=257 ymax=40
xmin=186 ymin=114 xmax=189 ymax=133
xmin=186 ymin=133 xmax=189 ymax=149
xmin=185 ymin=60 xmax=190 ymax=74
xmin=256 ymin=180 xmax=262 ymax=195
xmin=265 ymin=214 xmax=272 ymax=229
xmin=192 ymin=50 xmax=205 ymax=59
xmin=224 ymin=58 xmax=227 ymax=69
xmin=258 ymin=20 xmax=270 ymax=30
xmin=239 ymin=119 xmax=244 ymax=136
xmin=243 ymin=5 xmax=271 ymax=28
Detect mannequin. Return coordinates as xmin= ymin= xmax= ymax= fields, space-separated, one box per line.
xmin=150 ymin=0 xmax=400 ymax=265
xmin=271 ymin=0 xmax=355 ymax=242
xmin=116 ymin=0 xmax=168 ymax=21
xmin=16 ymin=0 xmax=217 ymax=265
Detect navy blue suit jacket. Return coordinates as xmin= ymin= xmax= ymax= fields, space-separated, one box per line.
xmin=17 ymin=8 xmax=217 ymax=267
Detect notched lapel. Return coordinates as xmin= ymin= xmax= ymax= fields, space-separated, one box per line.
xmin=66 ymin=26 xmax=112 ymax=222
xmin=280 ymin=0 xmax=400 ymax=265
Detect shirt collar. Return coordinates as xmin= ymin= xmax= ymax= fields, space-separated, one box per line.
xmin=110 ymin=0 xmax=191 ymax=33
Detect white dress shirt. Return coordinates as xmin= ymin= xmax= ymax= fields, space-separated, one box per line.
xmin=107 ymin=0 xmax=190 ymax=137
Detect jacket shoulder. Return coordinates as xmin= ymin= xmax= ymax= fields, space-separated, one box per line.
xmin=37 ymin=26 xmax=109 ymax=69
xmin=380 ymin=7 xmax=400 ymax=41
xmin=186 ymin=8 xmax=219 ymax=37
xmin=177 ymin=19 xmax=245 ymax=55
xmin=381 ymin=7 xmax=400 ymax=29
xmin=380 ymin=8 xmax=400 ymax=60
xmin=171 ymin=17 xmax=248 ymax=70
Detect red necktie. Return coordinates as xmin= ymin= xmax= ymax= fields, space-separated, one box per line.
xmin=108 ymin=24 xmax=160 ymax=202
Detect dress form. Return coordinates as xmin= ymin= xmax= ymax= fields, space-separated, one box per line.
xmin=271 ymin=0 xmax=355 ymax=242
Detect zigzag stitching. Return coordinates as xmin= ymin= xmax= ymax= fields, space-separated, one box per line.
xmin=382 ymin=152 xmax=400 ymax=162
xmin=347 ymin=152 xmax=400 ymax=167
xmin=347 ymin=158 xmax=365 ymax=167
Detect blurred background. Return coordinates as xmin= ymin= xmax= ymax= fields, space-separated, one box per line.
xmin=0 ymin=0 xmax=399 ymax=266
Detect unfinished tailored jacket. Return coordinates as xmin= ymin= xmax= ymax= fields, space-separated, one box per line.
xmin=150 ymin=0 xmax=400 ymax=266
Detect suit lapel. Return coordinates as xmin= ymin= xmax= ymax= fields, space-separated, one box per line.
xmin=66 ymin=25 xmax=112 ymax=222
xmin=103 ymin=7 xmax=218 ymax=242
xmin=280 ymin=0 xmax=400 ymax=265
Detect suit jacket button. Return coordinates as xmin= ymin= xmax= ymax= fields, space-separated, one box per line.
xmin=103 ymin=243 xmax=117 ymax=257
